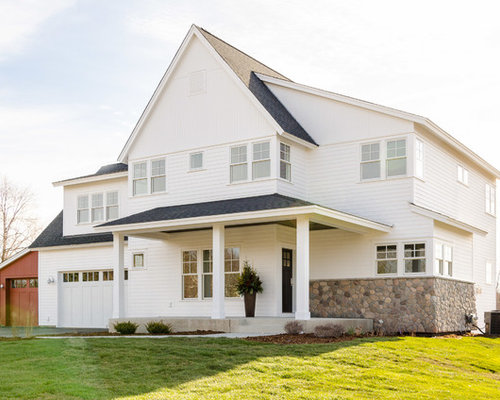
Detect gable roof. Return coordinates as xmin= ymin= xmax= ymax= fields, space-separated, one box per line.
xmin=30 ymin=212 xmax=118 ymax=249
xmin=53 ymin=163 xmax=128 ymax=187
xmin=0 ymin=248 xmax=32 ymax=271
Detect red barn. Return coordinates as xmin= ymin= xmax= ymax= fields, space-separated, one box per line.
xmin=0 ymin=249 xmax=38 ymax=326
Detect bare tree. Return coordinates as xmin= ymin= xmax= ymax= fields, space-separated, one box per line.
xmin=0 ymin=176 xmax=39 ymax=262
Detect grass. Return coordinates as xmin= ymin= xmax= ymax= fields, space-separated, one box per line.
xmin=0 ymin=336 xmax=498 ymax=399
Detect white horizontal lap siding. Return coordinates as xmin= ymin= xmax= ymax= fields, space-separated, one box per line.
xmin=126 ymin=225 xmax=279 ymax=318
xmin=276 ymin=138 xmax=309 ymax=200
xmin=38 ymin=245 xmax=130 ymax=327
xmin=63 ymin=177 xmax=128 ymax=236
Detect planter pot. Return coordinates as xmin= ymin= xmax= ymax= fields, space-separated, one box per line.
xmin=244 ymin=292 xmax=257 ymax=317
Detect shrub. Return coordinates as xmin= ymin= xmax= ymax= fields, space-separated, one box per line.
xmin=236 ymin=261 xmax=263 ymax=295
xmin=314 ymin=323 xmax=346 ymax=338
xmin=284 ymin=321 xmax=304 ymax=335
xmin=145 ymin=321 xmax=173 ymax=335
xmin=114 ymin=321 xmax=139 ymax=335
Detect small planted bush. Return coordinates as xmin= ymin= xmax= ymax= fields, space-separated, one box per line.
xmin=284 ymin=320 xmax=304 ymax=335
xmin=314 ymin=323 xmax=346 ymax=338
xmin=114 ymin=321 xmax=139 ymax=335
xmin=145 ymin=321 xmax=173 ymax=335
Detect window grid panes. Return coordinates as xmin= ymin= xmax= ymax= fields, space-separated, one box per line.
xmin=230 ymin=145 xmax=248 ymax=183
xmin=252 ymin=142 xmax=270 ymax=179
xmin=202 ymin=249 xmax=213 ymax=298
xmin=360 ymin=143 xmax=381 ymax=180
xmin=91 ymin=193 xmax=104 ymax=222
xmin=435 ymin=244 xmax=452 ymax=276
xmin=280 ymin=143 xmax=291 ymax=181
xmin=77 ymin=195 xmax=89 ymax=224
xmin=190 ymin=152 xmax=203 ymax=170
xmin=376 ymin=245 xmax=397 ymax=274
xmin=103 ymin=270 xmax=114 ymax=281
xmin=151 ymin=159 xmax=166 ymax=193
xmin=133 ymin=253 xmax=144 ymax=268
xmin=62 ymin=272 xmax=79 ymax=283
xmin=404 ymin=243 xmax=426 ymax=273
xmin=386 ymin=139 xmax=407 ymax=177
xmin=133 ymin=162 xmax=148 ymax=196
xmin=224 ymin=247 xmax=240 ymax=297
xmin=106 ymin=191 xmax=119 ymax=220
xmin=182 ymin=250 xmax=198 ymax=299
xmin=82 ymin=271 xmax=99 ymax=282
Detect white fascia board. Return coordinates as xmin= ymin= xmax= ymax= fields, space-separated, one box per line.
xmin=93 ymin=205 xmax=391 ymax=235
xmin=0 ymin=248 xmax=31 ymax=270
xmin=52 ymin=172 xmax=128 ymax=187
xmin=31 ymin=241 xmax=118 ymax=252
xmin=257 ymin=73 xmax=500 ymax=178
xmin=409 ymin=203 xmax=487 ymax=236
xmin=280 ymin=132 xmax=317 ymax=149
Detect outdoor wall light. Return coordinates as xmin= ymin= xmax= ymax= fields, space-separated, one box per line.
xmin=0 ymin=284 xmax=3 ymax=289
xmin=47 ymin=276 xmax=55 ymax=284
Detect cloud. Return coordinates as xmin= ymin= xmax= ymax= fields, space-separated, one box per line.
xmin=0 ymin=0 xmax=75 ymax=61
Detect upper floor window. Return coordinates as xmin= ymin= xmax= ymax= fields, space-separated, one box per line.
xmin=151 ymin=159 xmax=166 ymax=193
xmin=457 ymin=165 xmax=469 ymax=186
xmin=230 ymin=145 xmax=248 ymax=183
xmin=77 ymin=192 xmax=118 ymax=224
xmin=106 ymin=191 xmax=119 ymax=220
xmin=133 ymin=162 xmax=147 ymax=195
xmin=386 ymin=139 xmax=407 ymax=177
xmin=435 ymin=243 xmax=452 ymax=276
xmin=252 ymin=142 xmax=270 ymax=179
xmin=280 ymin=143 xmax=291 ymax=181
xmin=77 ymin=195 xmax=89 ymax=224
xmin=485 ymin=184 xmax=496 ymax=216
xmin=190 ymin=152 xmax=203 ymax=170
xmin=361 ymin=143 xmax=380 ymax=180
xmin=404 ymin=243 xmax=426 ymax=273
xmin=91 ymin=193 xmax=104 ymax=222
xmin=415 ymin=139 xmax=424 ymax=179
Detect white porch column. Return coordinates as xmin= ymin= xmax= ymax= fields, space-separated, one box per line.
xmin=112 ymin=232 xmax=125 ymax=319
xmin=212 ymin=223 xmax=225 ymax=319
xmin=295 ymin=216 xmax=311 ymax=320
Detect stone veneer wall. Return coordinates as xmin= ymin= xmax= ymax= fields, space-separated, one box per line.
xmin=310 ymin=277 xmax=476 ymax=333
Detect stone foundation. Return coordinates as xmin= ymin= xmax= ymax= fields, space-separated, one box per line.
xmin=310 ymin=277 xmax=476 ymax=333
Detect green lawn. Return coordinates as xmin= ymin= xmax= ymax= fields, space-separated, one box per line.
xmin=0 ymin=336 xmax=499 ymax=399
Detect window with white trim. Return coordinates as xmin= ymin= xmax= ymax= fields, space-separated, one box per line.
xmin=230 ymin=145 xmax=248 ymax=183
xmin=457 ymin=165 xmax=469 ymax=186
xmin=435 ymin=243 xmax=452 ymax=276
xmin=133 ymin=253 xmax=144 ymax=268
xmin=106 ymin=191 xmax=119 ymax=220
xmin=386 ymin=139 xmax=407 ymax=177
xmin=182 ymin=250 xmax=198 ymax=299
xmin=77 ymin=195 xmax=89 ymax=224
xmin=252 ymin=142 xmax=270 ymax=179
xmin=190 ymin=152 xmax=203 ymax=170
xmin=82 ymin=271 xmax=99 ymax=282
xmin=280 ymin=143 xmax=291 ymax=181
xmin=486 ymin=262 xmax=492 ymax=285
xmin=485 ymin=184 xmax=496 ymax=216
xmin=224 ymin=247 xmax=240 ymax=297
xmin=415 ymin=139 xmax=424 ymax=179
xmin=361 ymin=143 xmax=381 ymax=180
xmin=404 ymin=243 xmax=426 ymax=273
xmin=202 ymin=249 xmax=212 ymax=298
xmin=133 ymin=162 xmax=147 ymax=196
xmin=376 ymin=245 xmax=397 ymax=274
xmin=151 ymin=159 xmax=166 ymax=193
xmin=91 ymin=193 xmax=104 ymax=222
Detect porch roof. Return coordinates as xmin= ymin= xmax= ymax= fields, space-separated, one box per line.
xmin=96 ymin=194 xmax=392 ymax=234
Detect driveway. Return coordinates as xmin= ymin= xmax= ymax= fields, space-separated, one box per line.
xmin=0 ymin=326 xmax=107 ymax=338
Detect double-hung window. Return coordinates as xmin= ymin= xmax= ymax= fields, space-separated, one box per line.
xmin=151 ymin=159 xmax=166 ymax=193
xmin=457 ymin=165 xmax=469 ymax=186
xmin=106 ymin=191 xmax=119 ymax=220
xmin=77 ymin=195 xmax=89 ymax=224
xmin=404 ymin=243 xmax=426 ymax=273
xmin=224 ymin=247 xmax=240 ymax=297
xmin=280 ymin=143 xmax=291 ymax=181
xmin=386 ymin=139 xmax=407 ymax=177
xmin=133 ymin=162 xmax=148 ymax=195
xmin=252 ymin=142 xmax=270 ymax=179
xmin=230 ymin=145 xmax=248 ymax=183
xmin=202 ymin=250 xmax=213 ymax=298
xmin=485 ymin=184 xmax=496 ymax=215
xmin=376 ymin=245 xmax=397 ymax=274
xmin=91 ymin=193 xmax=104 ymax=222
xmin=182 ymin=250 xmax=198 ymax=299
xmin=435 ymin=244 xmax=452 ymax=276
xmin=360 ymin=143 xmax=381 ymax=180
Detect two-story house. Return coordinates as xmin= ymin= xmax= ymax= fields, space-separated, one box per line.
xmin=31 ymin=25 xmax=498 ymax=333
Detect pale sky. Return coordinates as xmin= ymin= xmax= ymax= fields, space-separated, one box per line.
xmin=1 ymin=0 xmax=499 ymax=226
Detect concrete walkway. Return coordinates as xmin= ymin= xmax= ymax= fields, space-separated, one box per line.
xmin=0 ymin=326 xmax=107 ymax=338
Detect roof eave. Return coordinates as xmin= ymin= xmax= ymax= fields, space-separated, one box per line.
xmin=53 ymin=171 xmax=128 ymax=187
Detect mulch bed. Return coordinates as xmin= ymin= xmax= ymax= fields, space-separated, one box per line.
xmin=245 ymin=333 xmax=368 ymax=344
xmin=39 ymin=330 xmax=223 ymax=337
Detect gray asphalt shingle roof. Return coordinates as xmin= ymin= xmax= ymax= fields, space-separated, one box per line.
xmin=55 ymin=163 xmax=128 ymax=184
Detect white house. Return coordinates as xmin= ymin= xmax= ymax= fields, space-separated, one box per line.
xmin=31 ymin=25 xmax=498 ymax=333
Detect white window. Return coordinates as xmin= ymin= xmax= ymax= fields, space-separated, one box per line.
xmin=224 ymin=247 xmax=240 ymax=297
xmin=457 ymin=165 xmax=469 ymax=186
xmin=386 ymin=139 xmax=407 ymax=177
xmin=280 ymin=143 xmax=291 ymax=181
xmin=91 ymin=193 xmax=104 ymax=222
xmin=376 ymin=245 xmax=397 ymax=274
xmin=230 ymin=145 xmax=248 ymax=183
xmin=404 ymin=243 xmax=426 ymax=273
xmin=82 ymin=271 xmax=99 ymax=282
xmin=415 ymin=139 xmax=424 ymax=179
xmin=151 ymin=159 xmax=166 ymax=193
xmin=202 ymin=249 xmax=212 ymax=298
xmin=190 ymin=152 xmax=203 ymax=170
xmin=106 ymin=191 xmax=119 ymax=221
xmin=252 ymin=142 xmax=271 ymax=179
xmin=133 ymin=162 xmax=147 ymax=196
xmin=182 ymin=250 xmax=198 ymax=299
xmin=77 ymin=195 xmax=89 ymax=224
xmin=485 ymin=184 xmax=496 ymax=216
xmin=360 ymin=143 xmax=381 ymax=180
xmin=133 ymin=253 xmax=145 ymax=268
xmin=189 ymin=70 xmax=206 ymax=96
xmin=486 ymin=262 xmax=492 ymax=285
xmin=435 ymin=244 xmax=452 ymax=276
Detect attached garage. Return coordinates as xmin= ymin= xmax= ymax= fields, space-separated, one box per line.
xmin=0 ymin=249 xmax=39 ymax=326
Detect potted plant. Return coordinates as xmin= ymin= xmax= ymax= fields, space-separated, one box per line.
xmin=236 ymin=261 xmax=263 ymax=317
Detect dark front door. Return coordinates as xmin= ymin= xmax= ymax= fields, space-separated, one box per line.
xmin=282 ymin=248 xmax=293 ymax=313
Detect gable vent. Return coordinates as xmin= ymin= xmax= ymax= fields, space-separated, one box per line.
xmin=189 ymin=70 xmax=206 ymax=96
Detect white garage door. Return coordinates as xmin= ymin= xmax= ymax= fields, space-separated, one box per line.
xmin=58 ymin=270 xmax=118 ymax=328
